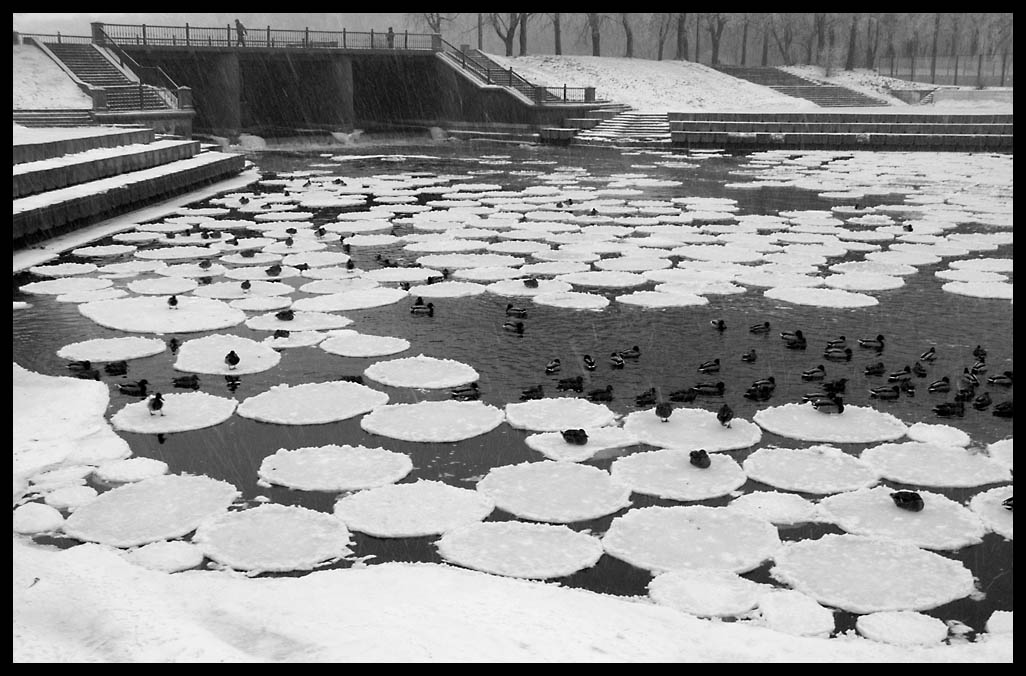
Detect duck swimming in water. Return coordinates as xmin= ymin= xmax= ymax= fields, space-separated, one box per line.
xmin=824 ymin=347 xmax=852 ymax=361
xmin=932 ymin=400 xmax=965 ymax=418
xmin=858 ymin=334 xmax=885 ymax=350
xmin=741 ymin=349 xmax=757 ymax=363
xmin=888 ymin=365 xmax=913 ymax=382
xmin=75 ymin=367 xmax=101 ymax=380
xmin=450 ymin=383 xmax=480 ymax=401
xmin=891 ymin=490 xmax=924 ymax=512
xmin=869 ymin=384 xmax=901 ymax=400
xmin=912 ymin=361 xmax=928 ymax=378
xmin=635 ymin=388 xmax=657 ymax=407
xmin=609 ymin=352 xmax=625 ymax=369
xmin=670 ymin=388 xmax=697 ymax=403
xmin=505 ymin=303 xmax=528 ymax=318
xmin=697 ymin=358 xmax=720 ymax=374
xmin=503 ymin=320 xmax=525 ymax=334
xmin=520 ymin=385 xmax=544 ymax=401
xmin=960 ymin=368 xmax=980 ymax=389
xmin=811 ymin=395 xmax=844 ymax=414
xmin=987 ymin=371 xmax=1013 ymax=386
xmin=692 ymin=381 xmax=725 ymax=396
xmin=103 ymin=360 xmax=128 ymax=376
xmin=801 ymin=364 xmax=826 ymax=381
xmin=710 ymin=319 xmax=726 ymax=332
xmin=864 ymin=361 xmax=886 ymax=377
xmin=410 ymin=302 xmax=434 ymax=317
xmin=224 ymin=351 xmax=240 ymax=370
xmin=586 ymin=385 xmax=614 ymax=402
xmin=822 ymin=378 xmax=848 ymax=396
xmin=545 ymin=359 xmax=561 ymax=375
xmin=928 ymin=376 xmax=951 ymax=393
xmin=717 ymin=403 xmax=734 ymax=428
xmin=172 ymin=374 xmax=200 ymax=389
xmin=780 ymin=329 xmax=803 ymax=343
xmin=749 ymin=321 xmax=771 ymax=334
xmin=618 ymin=345 xmax=641 ymax=359
xmin=973 ymin=345 xmax=987 ymax=361
xmin=689 ymin=449 xmax=711 ymax=469
xmin=825 ymin=336 xmax=847 ymax=349
xmin=66 ymin=360 xmax=92 ymax=372
xmin=970 ymin=360 xmax=988 ymax=375
xmin=655 ymin=401 xmax=674 ymax=422
xmin=118 ymin=379 xmax=149 ymax=397
xmin=993 ymin=401 xmax=1012 ymax=418
xmin=583 ymin=355 xmax=597 ymax=371
xmin=972 ymin=392 xmax=992 ymax=410
xmin=147 ymin=392 xmax=165 ymax=416
xmin=920 ymin=346 xmax=937 ymax=362
xmin=784 ymin=334 xmax=807 ymax=350
xmin=744 ymin=384 xmax=772 ymax=401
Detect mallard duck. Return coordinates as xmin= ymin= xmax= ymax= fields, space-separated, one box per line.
xmin=272 ymin=329 xmax=291 ymax=339
xmin=710 ymin=319 xmax=726 ymax=332
xmin=1002 ymin=496 xmax=1013 ymax=511
xmin=954 ymin=385 xmax=977 ymax=403
xmin=689 ymin=449 xmax=711 ymax=469
xmin=741 ymin=349 xmax=757 ymax=363
xmin=167 ymin=295 xmax=179 ymax=310
xmin=172 ymin=374 xmax=200 ymax=389
xmin=635 ymin=388 xmax=657 ymax=407
xmin=503 ymin=320 xmax=525 ymax=334
xmin=692 ymin=381 xmax=725 ymax=396
xmin=825 ymin=336 xmax=847 ymax=349
xmin=197 ymin=276 xmax=213 ymax=286
xmin=993 ymin=401 xmax=1013 ymax=418
xmin=520 ymin=385 xmax=544 ymax=401
xmin=609 ymin=352 xmax=625 ymax=369
xmin=147 ymin=392 xmax=165 ymax=416
xmin=561 ymin=428 xmax=589 ymax=445
xmin=583 ymin=355 xmax=597 ymax=371
xmin=749 ymin=321 xmax=771 ymax=334
xmin=970 ymin=360 xmax=988 ymax=375
xmin=973 ymin=345 xmax=987 ymax=360
xmin=858 ymin=334 xmax=885 ymax=350
xmin=167 ymin=338 xmax=181 ymax=354
xmin=586 ymin=385 xmax=614 ymax=402
xmin=912 ymin=361 xmax=928 ymax=378
xmin=265 ymin=264 xmax=283 ymax=277
xmin=869 ymin=384 xmax=901 ymax=400
xmin=801 ymin=364 xmax=826 ymax=381
xmin=751 ymin=376 xmax=776 ymax=391
xmin=823 ymin=378 xmax=848 ymax=395
xmin=920 ymin=346 xmax=937 ymax=362
xmin=557 ymin=376 xmax=584 ymax=393
xmin=284 ymin=237 xmax=295 ymax=248
xmin=744 ymin=384 xmax=773 ymax=401
xmin=928 ymin=376 xmax=951 ymax=393
xmin=75 ymin=368 xmax=101 ymax=380
xmin=717 ymin=403 xmax=734 ymax=428
xmin=118 ymin=379 xmax=149 ymax=397
xmin=891 ymin=490 xmax=924 ymax=512
xmin=522 ymin=277 xmax=539 ymax=288
xmin=864 ymin=361 xmax=886 ymax=376
xmin=103 ymin=360 xmax=128 ymax=376
xmin=315 ymin=227 xmax=327 ymax=238
xmin=294 ymin=263 xmax=310 ymax=272
xmin=198 ymin=258 xmax=213 ymax=269
xmin=780 ymin=329 xmax=804 ymax=343
xmin=987 ymin=371 xmax=1013 ymax=386
xmin=811 ymin=395 xmax=844 ymax=414
xmin=824 ymin=347 xmax=852 ymax=361
xmin=66 ymin=360 xmax=92 ymax=372
xmin=698 ymin=358 xmax=720 ymax=374
xmin=655 ymin=401 xmax=674 ymax=422
xmin=960 ymin=368 xmax=980 ymax=388
xmin=619 ymin=345 xmax=641 ymax=359
xmin=224 ymin=350 xmax=241 ymax=370
xmin=545 ymin=359 xmax=561 ymax=375
xmin=505 ymin=303 xmax=528 ymax=318
xmin=670 ymin=388 xmax=697 ymax=403
xmin=973 ymin=392 xmax=993 ymax=410
xmin=276 ymin=309 xmax=295 ymax=321
xmin=239 ymin=249 xmax=256 ymax=258
xmin=887 ymin=365 xmax=913 ymax=382
xmin=410 ymin=302 xmax=434 ymax=316
xmin=900 ymin=380 xmax=916 ymax=397
xmin=450 ymin=383 xmax=480 ymax=401
xmin=932 ymin=400 xmax=965 ymax=418
xmin=785 ymin=335 xmax=808 ymax=350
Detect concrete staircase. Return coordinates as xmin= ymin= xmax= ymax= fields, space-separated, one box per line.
xmin=13 ymin=125 xmax=245 ymax=242
xmin=12 ymin=109 xmax=95 ymax=127
xmin=714 ymin=66 xmax=889 ymax=107
xmin=43 ymin=43 xmax=171 ymax=112
xmin=571 ymin=109 xmax=671 ymax=145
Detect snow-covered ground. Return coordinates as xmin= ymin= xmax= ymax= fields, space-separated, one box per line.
xmin=12 ymin=44 xmax=92 ymax=109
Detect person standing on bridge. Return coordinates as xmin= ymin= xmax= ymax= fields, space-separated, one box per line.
xmin=235 ymin=19 xmax=247 ymax=47
xmin=386 ymin=27 xmax=395 ymax=48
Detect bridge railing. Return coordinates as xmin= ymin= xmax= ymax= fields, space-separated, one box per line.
xmin=97 ymin=22 xmax=437 ymax=51
xmin=94 ymin=25 xmax=182 ymax=104
xmin=19 ymin=32 xmax=93 ymax=45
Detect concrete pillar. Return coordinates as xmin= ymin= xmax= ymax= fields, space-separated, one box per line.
xmin=177 ymin=86 xmax=193 ymax=110
xmin=207 ymin=52 xmax=241 ymax=137
xmin=91 ymin=22 xmax=106 ymax=45
xmin=584 ymin=87 xmax=596 ymax=103
xmin=327 ymin=56 xmax=354 ymax=132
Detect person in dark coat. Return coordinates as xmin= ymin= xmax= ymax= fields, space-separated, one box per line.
xmin=235 ymin=19 xmax=247 ymax=47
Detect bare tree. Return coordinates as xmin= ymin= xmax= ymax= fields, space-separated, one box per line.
xmin=704 ymin=13 xmax=730 ymax=65
xmin=694 ymin=12 xmax=701 ymax=63
xmin=518 ymin=12 xmax=535 ymax=55
xmin=648 ymin=12 xmax=675 ymax=61
xmin=620 ymin=12 xmax=635 ymax=58
xmin=675 ymin=13 xmax=689 ymax=61
xmin=929 ymin=12 xmax=941 ymax=82
xmin=863 ymin=14 xmax=882 ymax=71
xmin=583 ymin=13 xmax=606 ymax=56
xmin=544 ymin=12 xmax=563 ymax=55
xmin=844 ymin=13 xmax=860 ymax=71
xmin=411 ymin=12 xmax=459 ymax=35
xmin=489 ymin=13 xmax=522 ymax=57
xmin=769 ymin=13 xmax=798 ymax=66
xmin=739 ymin=13 xmax=752 ymax=65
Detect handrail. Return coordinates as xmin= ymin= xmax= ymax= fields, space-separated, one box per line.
xmin=96 ymin=25 xmax=181 ymax=92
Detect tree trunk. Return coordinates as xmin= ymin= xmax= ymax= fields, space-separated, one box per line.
xmin=864 ymin=16 xmax=875 ymax=70
xmin=761 ymin=25 xmax=770 ymax=66
xmin=553 ymin=13 xmax=562 ymax=55
xmin=930 ymin=13 xmax=941 ymax=83
xmin=694 ymin=13 xmax=701 ymax=64
xmin=740 ymin=19 xmax=749 ymax=66
xmin=621 ymin=14 xmax=634 ymax=58
xmin=519 ymin=14 xmax=528 ymax=56
xmin=477 ymin=13 xmax=483 ymax=50
xmin=588 ymin=13 xmax=602 ymax=57
xmin=676 ymin=13 xmax=689 ymax=61
xmin=844 ymin=14 xmax=858 ymax=71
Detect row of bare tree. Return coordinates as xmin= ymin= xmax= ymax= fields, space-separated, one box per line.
xmin=411 ymin=12 xmax=1013 ymax=76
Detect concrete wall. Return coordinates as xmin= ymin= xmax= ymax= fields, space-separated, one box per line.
xmin=930 ymin=88 xmax=1014 ymax=104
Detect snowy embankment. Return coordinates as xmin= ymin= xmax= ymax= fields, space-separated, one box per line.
xmin=12 ymin=44 xmax=92 ymax=109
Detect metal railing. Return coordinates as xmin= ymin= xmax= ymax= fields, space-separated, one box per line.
xmin=97 ymin=22 xmax=437 ymax=51
xmin=19 ymin=32 xmax=93 ymax=45
xmin=94 ymin=25 xmax=181 ymax=101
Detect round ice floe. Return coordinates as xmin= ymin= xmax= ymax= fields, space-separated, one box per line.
xmin=124 ymin=540 xmax=205 ymax=573
xmin=518 ymin=261 xmax=591 ymax=276
xmin=770 ymin=533 xmax=976 ymax=613
xmin=822 ymin=273 xmax=905 ymax=292
xmin=333 ymin=479 xmax=494 ymax=537
xmin=615 ymin=290 xmax=709 ymax=308
xmin=12 ymin=502 xmax=65 ymax=534
xmin=856 ymin=611 xmax=949 ymax=646
xmin=155 ymin=262 xmax=229 ymax=279
xmin=764 ymin=286 xmax=879 ymax=308
xmin=194 ymin=503 xmax=351 ymax=573
xmin=865 ymin=249 xmax=941 ymax=267
xmin=43 ymin=484 xmax=98 ymax=510
xmin=29 ymin=262 xmax=99 ymax=277
xmin=829 ymin=260 xmax=918 ymax=276
xmin=111 ymin=391 xmax=238 ymax=434
xmin=56 ymin=336 xmax=166 ymax=362
xmin=987 ymin=438 xmax=1013 ymax=471
xmin=319 ymin=330 xmax=410 ymax=357
xmin=281 ymin=251 xmax=351 ymax=268
xmin=505 ymin=398 xmax=617 ymax=432
xmin=533 ymin=291 xmax=610 ymax=310
xmin=622 ymin=408 xmax=761 ymax=453
xmin=757 ymin=590 xmax=835 ymax=637
xmin=62 ymin=474 xmax=239 ymax=547
xmin=949 ymin=257 xmax=1013 ymax=273
xmin=94 ymin=457 xmax=169 ymax=483
xmin=416 ymin=253 xmax=524 ymax=269
xmin=79 ymin=296 xmax=245 ymax=334
xmin=173 ymin=333 xmax=281 ymax=375
xmin=363 ymin=354 xmax=478 ymax=389
xmin=98 ymin=260 xmax=168 ymax=276
xmin=134 ymin=245 xmax=220 ymax=261
xmin=237 ymin=381 xmax=388 ymax=425
xmin=934 ymin=268 xmax=1006 ymax=283
xmin=224 ymin=265 xmax=302 ymax=281
xmin=817 ymin=486 xmax=987 ymax=550
xmin=593 ymin=256 xmax=672 ymax=273
xmin=742 ymin=445 xmax=878 ymax=495
xmin=261 ymin=330 xmax=327 ymax=350
xmin=298 ymin=277 xmax=379 ymax=294
xmin=360 ymin=400 xmax=505 ymax=442
xmin=29 ymin=465 xmax=95 ymax=492
xmin=20 ymin=277 xmax=113 ymax=295
xmin=126 ymin=276 xmax=199 ymax=295
xmin=860 ymin=441 xmax=1011 ymax=488
xmin=193 ymin=280 xmax=293 ymax=299
xmin=905 ymin=422 xmax=971 ymax=447
xmin=753 ymin=403 xmax=907 ymax=444
xmin=941 ymin=280 xmax=1013 ymax=300
xmin=436 ymin=521 xmax=603 ymax=580
xmin=603 ymin=506 xmax=781 ymax=574
xmin=731 ymin=270 xmax=822 ymax=289
xmin=220 ymin=251 xmax=282 ymax=266
xmin=969 ymin=485 xmax=1013 ymax=540
xmin=229 ymin=296 xmax=293 ymax=312
xmin=554 ymin=270 xmax=649 ymax=289
xmin=405 ymin=281 xmax=488 ymax=298
xmin=610 ymin=448 xmax=746 ymax=501
xmin=476 ymin=461 xmax=631 ymax=523
xmin=452 ymin=266 xmax=525 ymax=282
xmin=113 ymin=231 xmax=163 ymax=244
xmin=245 ymin=310 xmax=353 ymax=332
xmin=648 ymin=569 xmax=771 ymax=618
xmin=136 ymin=221 xmax=193 ymax=234
xmin=524 ymin=426 xmax=638 ymax=462
xmin=654 ymin=281 xmax=745 ymax=296
xmin=56 ymin=288 xmax=130 ymax=303
xmin=290 ymin=287 xmax=407 ymax=312
xmin=726 ymin=492 xmax=820 ymax=525
xmin=359 ymin=268 xmax=437 ymax=284
xmin=258 ymin=444 xmax=412 ymax=492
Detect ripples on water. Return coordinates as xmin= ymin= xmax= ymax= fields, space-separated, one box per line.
xmin=12 ymin=143 xmax=1013 ymax=637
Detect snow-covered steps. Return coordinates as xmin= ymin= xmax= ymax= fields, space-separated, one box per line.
xmin=13 ymin=126 xmax=156 ymax=164
xmin=573 ymin=112 xmax=671 ymax=146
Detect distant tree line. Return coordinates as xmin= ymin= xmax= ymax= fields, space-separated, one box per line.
xmin=407 ymin=12 xmax=1013 ymax=85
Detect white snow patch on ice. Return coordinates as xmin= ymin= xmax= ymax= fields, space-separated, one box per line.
xmin=360 ymin=400 xmax=506 ymax=442
xmin=333 ymin=480 xmax=494 ymax=537
xmin=476 ymin=461 xmax=631 ymax=523
xmin=610 ymin=448 xmax=747 ymax=501
xmin=742 ymin=445 xmax=879 ymax=495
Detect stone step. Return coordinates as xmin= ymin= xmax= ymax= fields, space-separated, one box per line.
xmin=671 ymin=130 xmax=1013 ymax=152
xmin=670 ymin=121 xmax=1014 ymax=134
xmin=13 ymin=126 xmax=156 ymax=164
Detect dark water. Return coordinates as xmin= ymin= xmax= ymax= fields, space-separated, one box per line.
xmin=13 ymin=143 xmax=1013 ymax=638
